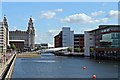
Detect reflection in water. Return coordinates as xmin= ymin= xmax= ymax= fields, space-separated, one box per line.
xmin=12 ymin=53 xmax=119 ymax=78
xmin=34 ymin=60 xmax=56 ymax=63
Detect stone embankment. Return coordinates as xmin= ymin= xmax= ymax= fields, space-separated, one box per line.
xmin=17 ymin=51 xmax=40 ymax=58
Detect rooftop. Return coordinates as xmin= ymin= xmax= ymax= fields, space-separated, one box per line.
xmin=9 ymin=40 xmax=25 ymax=42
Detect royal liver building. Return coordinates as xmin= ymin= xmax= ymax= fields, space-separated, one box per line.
xmin=9 ymin=17 xmax=35 ymax=50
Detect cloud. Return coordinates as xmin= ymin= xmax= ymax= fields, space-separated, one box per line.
xmin=35 ymin=32 xmax=48 ymax=43
xmin=95 ymin=18 xmax=108 ymax=23
xmin=9 ymin=26 xmax=18 ymax=31
xmin=35 ymin=29 xmax=60 ymax=45
xmin=61 ymin=13 xmax=92 ymax=23
xmin=0 ymin=19 xmax=2 ymax=22
xmin=40 ymin=12 xmax=56 ymax=19
xmin=91 ymin=11 xmax=105 ymax=16
xmin=54 ymin=8 xmax=63 ymax=12
xmin=47 ymin=29 xmax=60 ymax=36
xmin=60 ymin=13 xmax=108 ymax=24
xmin=40 ymin=8 xmax=63 ymax=19
xmin=107 ymin=10 xmax=119 ymax=18
xmin=13 ymin=26 xmax=17 ymax=30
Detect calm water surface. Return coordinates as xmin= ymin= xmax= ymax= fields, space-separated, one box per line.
xmin=12 ymin=53 xmax=119 ymax=78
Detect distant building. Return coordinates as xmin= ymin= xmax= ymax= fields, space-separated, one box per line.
xmin=54 ymin=27 xmax=74 ymax=49
xmin=40 ymin=43 xmax=48 ymax=49
xmin=35 ymin=43 xmax=48 ymax=49
xmin=54 ymin=31 xmax=62 ymax=48
xmin=35 ymin=44 xmax=41 ymax=50
xmin=74 ymin=34 xmax=84 ymax=49
xmin=84 ymin=25 xmax=120 ymax=59
xmin=9 ymin=17 xmax=35 ymax=50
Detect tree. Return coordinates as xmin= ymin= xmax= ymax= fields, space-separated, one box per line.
xmin=90 ymin=48 xmax=94 ymax=52
xmin=11 ymin=44 xmax=16 ymax=50
xmin=80 ymin=48 xmax=84 ymax=52
xmin=74 ymin=48 xmax=80 ymax=52
xmin=67 ymin=48 xmax=72 ymax=52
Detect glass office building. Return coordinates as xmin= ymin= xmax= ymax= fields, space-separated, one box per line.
xmin=101 ymin=32 xmax=120 ymax=48
xmin=87 ymin=25 xmax=120 ymax=60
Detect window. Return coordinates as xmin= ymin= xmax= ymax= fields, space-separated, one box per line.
xmin=90 ymin=38 xmax=92 ymax=40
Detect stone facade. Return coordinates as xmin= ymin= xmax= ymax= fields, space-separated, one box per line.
xmin=9 ymin=17 xmax=35 ymax=50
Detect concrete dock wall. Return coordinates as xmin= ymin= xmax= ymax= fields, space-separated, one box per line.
xmin=0 ymin=54 xmax=16 ymax=80
xmin=5 ymin=54 xmax=16 ymax=79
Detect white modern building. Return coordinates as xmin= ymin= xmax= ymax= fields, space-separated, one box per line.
xmin=62 ymin=27 xmax=74 ymax=48
xmin=54 ymin=27 xmax=74 ymax=49
xmin=84 ymin=31 xmax=94 ymax=56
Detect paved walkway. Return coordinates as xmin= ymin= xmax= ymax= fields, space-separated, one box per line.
xmin=0 ymin=52 xmax=15 ymax=79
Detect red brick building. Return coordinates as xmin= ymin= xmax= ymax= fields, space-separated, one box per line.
xmin=74 ymin=34 xmax=84 ymax=49
xmin=54 ymin=31 xmax=62 ymax=48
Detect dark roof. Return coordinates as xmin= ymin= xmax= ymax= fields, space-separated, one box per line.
xmin=99 ymin=25 xmax=120 ymax=29
xmin=74 ymin=34 xmax=84 ymax=37
xmin=88 ymin=25 xmax=120 ymax=32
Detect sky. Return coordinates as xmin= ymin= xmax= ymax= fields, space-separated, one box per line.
xmin=0 ymin=2 xmax=118 ymax=46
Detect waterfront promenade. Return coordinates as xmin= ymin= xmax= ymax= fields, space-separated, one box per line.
xmin=0 ymin=52 xmax=16 ymax=79
xmin=17 ymin=51 xmax=40 ymax=58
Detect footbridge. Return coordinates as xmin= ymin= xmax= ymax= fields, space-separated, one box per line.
xmin=38 ymin=47 xmax=68 ymax=53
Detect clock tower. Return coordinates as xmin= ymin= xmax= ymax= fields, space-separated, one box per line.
xmin=27 ymin=17 xmax=35 ymax=49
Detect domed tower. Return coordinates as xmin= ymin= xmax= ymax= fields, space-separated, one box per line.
xmin=27 ymin=17 xmax=35 ymax=49
xmin=3 ymin=15 xmax=8 ymax=27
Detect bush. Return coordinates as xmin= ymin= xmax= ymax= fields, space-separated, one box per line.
xmin=80 ymin=48 xmax=84 ymax=52
xmin=67 ymin=48 xmax=72 ymax=52
xmin=74 ymin=48 xmax=80 ymax=52
xmin=90 ymin=48 xmax=94 ymax=52
xmin=11 ymin=44 xmax=16 ymax=50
